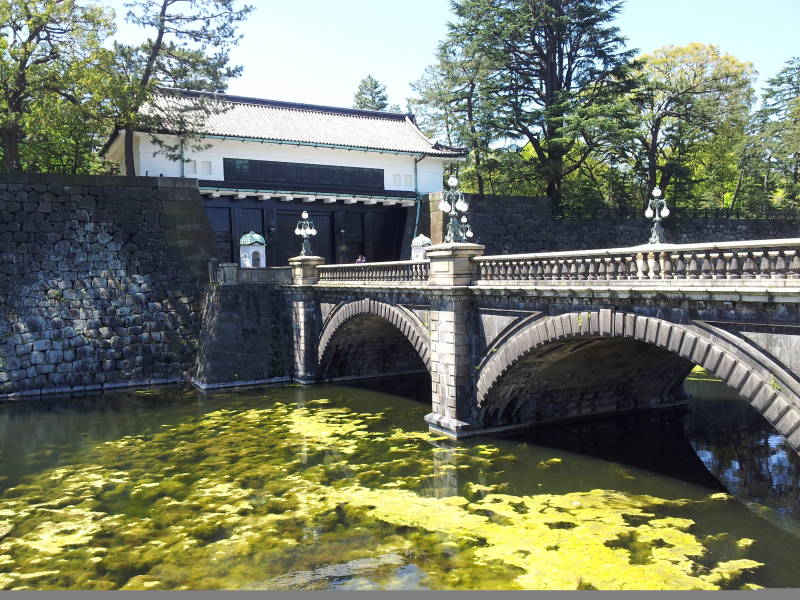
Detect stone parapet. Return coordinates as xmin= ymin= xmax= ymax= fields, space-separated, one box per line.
xmin=289 ymin=255 xmax=325 ymax=286
xmin=426 ymin=243 xmax=485 ymax=286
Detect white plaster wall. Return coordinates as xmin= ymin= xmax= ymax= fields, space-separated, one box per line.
xmin=417 ymin=160 xmax=446 ymax=194
xmin=125 ymin=133 xmax=449 ymax=194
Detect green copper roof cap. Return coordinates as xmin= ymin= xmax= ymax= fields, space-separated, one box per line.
xmin=411 ymin=233 xmax=432 ymax=247
xmin=239 ymin=231 xmax=266 ymax=245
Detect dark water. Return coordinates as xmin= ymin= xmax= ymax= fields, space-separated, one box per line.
xmin=0 ymin=374 xmax=797 ymax=590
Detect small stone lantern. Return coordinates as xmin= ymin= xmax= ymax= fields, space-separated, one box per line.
xmin=239 ymin=231 xmax=267 ymax=268
xmin=411 ymin=232 xmax=432 ymax=261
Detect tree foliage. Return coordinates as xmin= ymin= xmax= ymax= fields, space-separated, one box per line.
xmin=442 ymin=0 xmax=637 ymax=207
xmin=353 ymin=75 xmax=389 ymax=111
xmin=411 ymin=3 xmax=799 ymax=215
xmin=0 ymin=0 xmax=113 ymax=171
xmin=110 ymin=0 xmax=253 ymax=175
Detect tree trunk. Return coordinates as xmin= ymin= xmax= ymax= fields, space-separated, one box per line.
xmin=547 ymin=177 xmax=562 ymax=210
xmin=473 ymin=149 xmax=485 ymax=200
xmin=124 ymin=125 xmax=136 ymax=176
xmin=729 ymin=168 xmax=744 ymax=211
xmin=0 ymin=125 xmax=22 ymax=172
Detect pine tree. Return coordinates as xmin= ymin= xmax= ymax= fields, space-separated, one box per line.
xmin=108 ymin=0 xmax=253 ymax=175
xmin=353 ymin=75 xmax=388 ymax=111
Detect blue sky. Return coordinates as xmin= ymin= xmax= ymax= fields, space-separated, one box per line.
xmin=108 ymin=0 xmax=799 ymax=108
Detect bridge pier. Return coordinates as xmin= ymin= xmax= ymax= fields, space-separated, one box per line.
xmin=289 ymin=256 xmax=325 ymax=383
xmin=424 ymin=243 xmax=485 ymax=437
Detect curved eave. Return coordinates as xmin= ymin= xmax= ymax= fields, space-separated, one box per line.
xmin=101 ymin=128 xmax=466 ymax=159
xmin=201 ymin=134 xmax=466 ymax=158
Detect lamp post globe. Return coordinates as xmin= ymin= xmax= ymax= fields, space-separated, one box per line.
xmin=441 ymin=176 xmax=475 ymax=243
xmin=295 ymin=210 xmax=317 ymax=256
xmin=646 ymin=186 xmax=669 ymax=245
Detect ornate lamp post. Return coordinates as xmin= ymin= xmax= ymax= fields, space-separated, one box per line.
xmin=294 ymin=210 xmax=317 ymax=256
xmin=439 ymin=175 xmax=474 ymax=243
xmin=645 ymin=186 xmax=670 ymax=244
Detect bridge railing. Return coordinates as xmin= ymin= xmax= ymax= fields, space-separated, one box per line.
xmin=472 ymin=238 xmax=800 ymax=284
xmin=316 ymin=260 xmax=430 ymax=284
xmin=210 ymin=261 xmax=292 ymax=285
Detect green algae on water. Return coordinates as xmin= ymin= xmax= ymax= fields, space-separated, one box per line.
xmin=0 ymin=401 xmax=766 ymax=590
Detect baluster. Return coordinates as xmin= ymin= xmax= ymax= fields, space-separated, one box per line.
xmin=617 ymin=257 xmax=630 ymax=279
xmin=752 ymin=251 xmax=768 ymax=278
xmin=770 ymin=251 xmax=785 ymax=279
xmin=724 ymin=252 xmax=738 ymax=279
xmin=786 ymin=250 xmax=800 ymax=279
xmin=670 ymin=253 xmax=683 ymax=279
xmin=635 ymin=253 xmax=647 ymax=280
xmin=604 ymin=257 xmax=616 ymax=280
xmin=577 ymin=259 xmax=587 ymax=280
xmin=490 ymin=260 xmax=499 ymax=280
xmin=533 ymin=260 xmax=544 ymax=280
xmin=511 ymin=261 xmax=520 ymax=280
xmin=659 ymin=252 xmax=672 ymax=280
xmin=647 ymin=252 xmax=660 ymax=279
xmin=686 ymin=253 xmax=699 ymax=279
xmin=740 ymin=252 xmax=755 ymax=278
xmin=710 ymin=252 xmax=725 ymax=279
xmin=698 ymin=253 xmax=712 ymax=279
xmin=596 ymin=258 xmax=606 ymax=280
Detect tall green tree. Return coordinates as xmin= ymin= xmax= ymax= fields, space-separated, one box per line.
xmin=760 ymin=57 xmax=800 ymax=203
xmin=447 ymin=0 xmax=636 ymax=208
xmin=352 ymin=75 xmax=388 ymax=111
xmin=109 ymin=0 xmax=253 ymax=175
xmin=0 ymin=0 xmax=113 ymax=171
xmin=411 ymin=41 xmax=496 ymax=197
xmin=630 ymin=43 xmax=755 ymax=202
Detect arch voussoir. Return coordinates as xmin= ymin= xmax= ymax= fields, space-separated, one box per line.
xmin=318 ymin=298 xmax=431 ymax=372
xmin=475 ymin=309 xmax=800 ymax=455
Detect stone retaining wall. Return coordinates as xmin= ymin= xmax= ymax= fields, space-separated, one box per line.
xmin=425 ymin=193 xmax=799 ymax=253
xmin=0 ymin=173 xmax=218 ymax=397
xmin=193 ymin=284 xmax=293 ymax=388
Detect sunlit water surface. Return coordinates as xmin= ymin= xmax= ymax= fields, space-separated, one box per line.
xmin=0 ymin=374 xmax=798 ymax=590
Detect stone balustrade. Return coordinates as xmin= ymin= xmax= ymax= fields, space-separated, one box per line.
xmin=473 ymin=238 xmax=800 ymax=285
xmin=211 ymin=261 xmax=292 ymax=285
xmin=316 ymin=260 xmax=430 ymax=284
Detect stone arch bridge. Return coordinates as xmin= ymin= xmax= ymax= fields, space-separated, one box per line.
xmin=196 ymin=239 xmax=800 ymax=455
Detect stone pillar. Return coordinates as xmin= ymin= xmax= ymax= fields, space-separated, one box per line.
xmin=288 ymin=255 xmax=324 ymax=383
xmin=289 ymin=255 xmax=324 ymax=286
xmin=423 ymin=243 xmax=484 ymax=437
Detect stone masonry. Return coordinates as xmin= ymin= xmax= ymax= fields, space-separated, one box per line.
xmin=0 ymin=173 xmax=217 ymax=397
xmin=424 ymin=193 xmax=800 ymax=254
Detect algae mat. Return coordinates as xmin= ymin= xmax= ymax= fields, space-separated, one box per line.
xmin=0 ymin=398 xmax=770 ymax=590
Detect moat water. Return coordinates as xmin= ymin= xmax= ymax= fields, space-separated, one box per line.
xmin=0 ymin=373 xmax=798 ymax=590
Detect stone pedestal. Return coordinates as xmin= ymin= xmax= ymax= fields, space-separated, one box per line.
xmin=289 ymin=255 xmax=325 ymax=285
xmin=423 ymin=243 xmax=484 ymax=437
xmin=426 ymin=243 xmax=484 ymax=286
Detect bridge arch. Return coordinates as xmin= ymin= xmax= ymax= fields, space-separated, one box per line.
xmin=318 ymin=299 xmax=431 ymax=380
xmin=476 ymin=309 xmax=800 ymax=449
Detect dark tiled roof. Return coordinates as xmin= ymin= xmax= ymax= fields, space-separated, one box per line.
xmin=146 ymin=89 xmax=466 ymax=157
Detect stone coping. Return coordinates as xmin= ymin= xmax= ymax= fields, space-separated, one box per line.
xmin=317 ymin=259 xmax=429 ymax=269
xmin=309 ymin=281 xmax=800 ymax=302
xmin=472 ymin=237 xmax=800 ymax=261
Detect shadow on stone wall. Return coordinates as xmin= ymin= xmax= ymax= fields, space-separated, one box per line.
xmin=0 ymin=173 xmax=217 ymax=398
